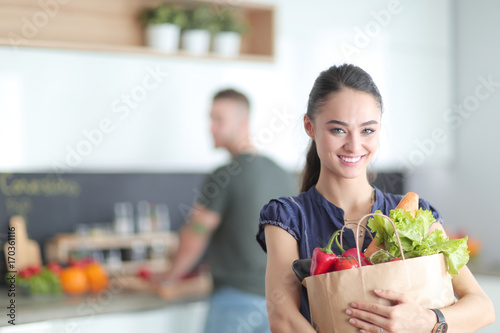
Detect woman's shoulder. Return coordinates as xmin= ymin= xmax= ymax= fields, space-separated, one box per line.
xmin=257 ymin=190 xmax=314 ymax=252
xmin=260 ymin=190 xmax=311 ymax=221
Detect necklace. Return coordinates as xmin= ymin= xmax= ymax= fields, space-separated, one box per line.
xmin=344 ymin=188 xmax=376 ymax=237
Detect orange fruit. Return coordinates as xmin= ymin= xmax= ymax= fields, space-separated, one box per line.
xmin=467 ymin=238 xmax=482 ymax=257
xmin=84 ymin=262 xmax=109 ymax=293
xmin=60 ymin=266 xmax=89 ymax=295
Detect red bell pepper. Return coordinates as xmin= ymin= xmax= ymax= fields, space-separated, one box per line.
xmin=310 ymin=230 xmax=340 ymax=276
xmin=333 ymin=256 xmax=359 ymax=271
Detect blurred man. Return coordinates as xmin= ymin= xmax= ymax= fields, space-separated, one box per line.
xmin=164 ymin=89 xmax=295 ymax=333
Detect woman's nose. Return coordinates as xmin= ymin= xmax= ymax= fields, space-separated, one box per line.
xmin=344 ymin=133 xmax=361 ymax=152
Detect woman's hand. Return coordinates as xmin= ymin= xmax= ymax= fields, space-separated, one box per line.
xmin=346 ymin=289 xmax=436 ymax=333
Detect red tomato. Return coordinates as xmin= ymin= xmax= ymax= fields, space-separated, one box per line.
xmin=137 ymin=267 xmax=153 ymax=280
xmin=361 ymin=257 xmax=373 ymax=266
xmin=19 ymin=268 xmax=33 ymax=279
xmin=47 ymin=262 xmax=63 ymax=274
xmin=333 ymin=256 xmax=359 ymax=271
xmin=342 ymin=249 xmax=372 ymax=266
xmin=28 ymin=265 xmax=42 ymax=275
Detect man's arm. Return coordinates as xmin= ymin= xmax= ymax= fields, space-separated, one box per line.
xmin=163 ymin=203 xmax=221 ymax=281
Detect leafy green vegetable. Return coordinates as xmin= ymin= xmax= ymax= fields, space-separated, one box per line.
xmin=13 ymin=268 xmax=62 ymax=295
xmin=368 ymin=209 xmax=469 ymax=275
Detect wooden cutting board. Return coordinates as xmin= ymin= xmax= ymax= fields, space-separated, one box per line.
xmin=3 ymin=216 xmax=42 ymax=271
xmin=111 ymin=271 xmax=213 ymax=300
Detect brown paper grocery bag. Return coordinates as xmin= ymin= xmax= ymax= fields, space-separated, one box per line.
xmin=302 ymin=214 xmax=455 ymax=333
xmin=303 ymin=253 xmax=454 ymax=332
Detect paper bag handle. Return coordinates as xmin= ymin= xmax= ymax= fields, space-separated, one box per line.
xmin=339 ymin=223 xmax=374 ymax=249
xmin=340 ymin=222 xmax=373 ymax=241
xmin=352 ymin=213 xmax=406 ymax=264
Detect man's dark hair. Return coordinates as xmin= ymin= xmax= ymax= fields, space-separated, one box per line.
xmin=213 ymin=89 xmax=250 ymax=111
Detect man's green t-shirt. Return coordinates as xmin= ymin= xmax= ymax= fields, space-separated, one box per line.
xmin=198 ymin=153 xmax=295 ymax=296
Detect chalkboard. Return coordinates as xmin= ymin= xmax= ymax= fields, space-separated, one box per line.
xmin=0 ymin=173 xmax=209 ymax=247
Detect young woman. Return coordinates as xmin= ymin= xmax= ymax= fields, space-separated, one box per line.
xmin=256 ymin=64 xmax=494 ymax=333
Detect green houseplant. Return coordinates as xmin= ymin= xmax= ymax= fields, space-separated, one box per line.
xmin=212 ymin=10 xmax=247 ymax=34
xmin=212 ymin=10 xmax=248 ymax=57
xmin=181 ymin=5 xmax=217 ymax=55
xmin=140 ymin=4 xmax=188 ymax=52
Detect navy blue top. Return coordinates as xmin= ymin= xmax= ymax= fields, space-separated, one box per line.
xmin=256 ymin=186 xmax=443 ymax=322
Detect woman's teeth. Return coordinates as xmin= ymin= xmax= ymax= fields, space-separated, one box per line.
xmin=340 ymin=156 xmax=361 ymax=163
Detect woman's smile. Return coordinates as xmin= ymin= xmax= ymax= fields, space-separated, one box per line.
xmin=338 ymin=154 xmax=365 ymax=165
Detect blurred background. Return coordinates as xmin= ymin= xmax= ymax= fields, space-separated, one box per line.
xmin=0 ymin=0 xmax=499 ymax=332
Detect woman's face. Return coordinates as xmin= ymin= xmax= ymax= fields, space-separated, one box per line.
xmin=305 ymin=88 xmax=381 ymax=180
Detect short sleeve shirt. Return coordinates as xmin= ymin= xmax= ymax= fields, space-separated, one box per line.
xmin=200 ymin=153 xmax=296 ymax=296
xmin=256 ymin=185 xmax=443 ymax=322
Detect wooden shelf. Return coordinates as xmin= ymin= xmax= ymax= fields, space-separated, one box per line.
xmin=0 ymin=0 xmax=274 ymax=61
xmin=45 ymin=231 xmax=179 ymax=275
xmin=0 ymin=38 xmax=274 ymax=62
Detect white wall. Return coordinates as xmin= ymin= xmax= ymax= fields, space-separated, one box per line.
xmin=0 ymin=0 xmax=452 ymax=174
xmin=406 ymin=0 xmax=500 ymax=264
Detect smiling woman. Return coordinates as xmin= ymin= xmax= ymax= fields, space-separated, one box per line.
xmin=301 ymin=64 xmax=383 ymax=194
xmin=304 ymin=88 xmax=381 ymax=184
xmin=256 ymin=64 xmax=495 ymax=333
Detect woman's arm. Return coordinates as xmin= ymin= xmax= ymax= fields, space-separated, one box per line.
xmin=426 ymin=222 xmax=495 ymax=331
xmin=264 ymin=225 xmax=316 ymax=333
xmin=443 ymin=264 xmax=495 ymax=332
xmin=433 ymin=222 xmax=495 ymax=332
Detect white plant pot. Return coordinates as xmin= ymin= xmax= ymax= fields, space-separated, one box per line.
xmin=145 ymin=23 xmax=181 ymax=53
xmin=213 ymin=31 xmax=242 ymax=57
xmin=181 ymin=29 xmax=211 ymax=55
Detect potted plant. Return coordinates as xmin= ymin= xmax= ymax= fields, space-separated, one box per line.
xmin=140 ymin=4 xmax=187 ymax=53
xmin=212 ymin=10 xmax=248 ymax=57
xmin=181 ymin=5 xmax=216 ymax=55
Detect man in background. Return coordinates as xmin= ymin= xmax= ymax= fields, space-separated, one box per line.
xmin=163 ymin=89 xmax=295 ymax=333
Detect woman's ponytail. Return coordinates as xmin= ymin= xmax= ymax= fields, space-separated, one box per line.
xmin=300 ymin=141 xmax=321 ymax=192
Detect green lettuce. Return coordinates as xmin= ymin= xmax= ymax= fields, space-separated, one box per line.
xmin=368 ymin=209 xmax=469 ymax=275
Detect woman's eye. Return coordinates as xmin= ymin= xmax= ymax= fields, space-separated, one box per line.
xmin=362 ymin=128 xmax=375 ymax=134
xmin=330 ymin=128 xmax=345 ymax=134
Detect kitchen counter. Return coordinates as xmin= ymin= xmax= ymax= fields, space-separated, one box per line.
xmin=0 ymin=287 xmax=209 ymax=332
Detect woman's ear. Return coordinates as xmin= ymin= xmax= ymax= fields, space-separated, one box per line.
xmin=304 ymin=114 xmax=315 ymax=139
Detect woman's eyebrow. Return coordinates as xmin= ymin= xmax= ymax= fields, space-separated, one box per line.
xmin=325 ymin=120 xmax=379 ymax=126
xmin=325 ymin=120 xmax=348 ymax=126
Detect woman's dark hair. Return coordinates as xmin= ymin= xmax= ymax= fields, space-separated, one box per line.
xmin=300 ymin=64 xmax=383 ymax=192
